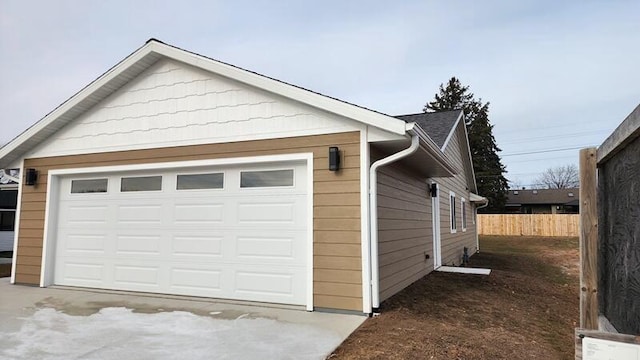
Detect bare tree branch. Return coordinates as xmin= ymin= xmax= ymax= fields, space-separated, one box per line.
xmin=535 ymin=164 xmax=579 ymax=189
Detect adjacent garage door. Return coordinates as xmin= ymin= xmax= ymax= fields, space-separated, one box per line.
xmin=53 ymin=161 xmax=308 ymax=306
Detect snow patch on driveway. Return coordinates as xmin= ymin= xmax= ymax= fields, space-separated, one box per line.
xmin=0 ymin=307 xmax=342 ymax=360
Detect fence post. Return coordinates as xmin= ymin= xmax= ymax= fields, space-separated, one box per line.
xmin=579 ymin=147 xmax=598 ymax=329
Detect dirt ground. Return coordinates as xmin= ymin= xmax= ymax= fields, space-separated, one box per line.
xmin=0 ymin=264 xmax=10 ymax=278
xmin=0 ymin=251 xmax=11 ymax=278
xmin=331 ymin=236 xmax=579 ymax=360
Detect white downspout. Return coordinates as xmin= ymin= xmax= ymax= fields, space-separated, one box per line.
xmin=369 ymin=133 xmax=419 ymax=311
xmin=475 ymin=201 xmax=489 ymax=253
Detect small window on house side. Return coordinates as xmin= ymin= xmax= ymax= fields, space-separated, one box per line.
xmin=177 ymin=173 xmax=224 ymax=190
xmin=461 ymin=198 xmax=467 ymax=231
xmin=71 ymin=179 xmax=108 ymax=193
xmin=240 ymin=169 xmax=294 ymax=188
xmin=450 ymin=192 xmax=457 ymax=233
xmin=121 ymin=176 xmax=162 ymax=192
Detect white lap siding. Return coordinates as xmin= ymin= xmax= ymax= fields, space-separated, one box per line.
xmin=376 ymin=161 xmax=433 ymax=302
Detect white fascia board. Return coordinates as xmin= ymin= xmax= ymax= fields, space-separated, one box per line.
xmin=0 ymin=42 xmax=155 ymax=166
xmin=469 ymin=192 xmax=488 ymax=203
xmin=459 ymin=118 xmax=478 ymax=193
xmin=151 ymin=43 xmax=408 ymax=136
xmin=440 ymin=111 xmax=464 ymax=152
xmin=439 ymin=112 xmax=477 ymax=193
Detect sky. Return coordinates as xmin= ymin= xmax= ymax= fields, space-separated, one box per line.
xmin=1 ymin=0 xmax=639 ymax=188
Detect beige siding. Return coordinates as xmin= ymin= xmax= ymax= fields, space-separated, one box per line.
xmin=375 ymin=156 xmax=433 ymax=302
xmin=434 ymin=125 xmax=478 ymax=266
xmin=15 ymin=132 xmax=362 ymax=311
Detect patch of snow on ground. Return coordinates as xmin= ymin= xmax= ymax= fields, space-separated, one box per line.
xmin=0 ymin=307 xmax=342 ymax=360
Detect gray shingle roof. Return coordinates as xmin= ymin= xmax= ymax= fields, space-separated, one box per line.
xmin=395 ymin=110 xmax=462 ymax=148
xmin=506 ymin=188 xmax=580 ymax=206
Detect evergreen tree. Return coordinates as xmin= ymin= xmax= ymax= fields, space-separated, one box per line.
xmin=425 ymin=77 xmax=508 ymax=213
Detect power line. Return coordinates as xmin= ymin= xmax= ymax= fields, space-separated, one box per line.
xmin=507 ymin=155 xmax=578 ymax=164
xmin=496 ymin=120 xmax=612 ymax=136
xmin=501 ymin=145 xmax=595 ymax=157
xmin=500 ymin=129 xmax=610 ymax=145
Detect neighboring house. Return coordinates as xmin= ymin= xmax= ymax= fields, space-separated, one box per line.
xmin=0 ymin=170 xmax=19 ymax=252
xmin=0 ymin=39 xmax=486 ymax=314
xmin=505 ymin=188 xmax=579 ymax=214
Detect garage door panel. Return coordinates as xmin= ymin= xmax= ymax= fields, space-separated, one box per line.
xmin=170 ymin=267 xmax=223 ymax=292
xmin=57 ymin=261 xmax=104 ymax=285
xmin=173 ymin=203 xmax=224 ymax=224
xmin=237 ymin=202 xmax=296 ymax=223
xmin=232 ymin=264 xmax=306 ymax=304
xmin=62 ymin=234 xmax=107 ymax=254
xmin=65 ymin=205 xmax=110 ymax=225
xmin=171 ymin=235 xmax=223 ymax=258
xmin=235 ymin=271 xmax=293 ymax=296
xmin=236 ymin=236 xmax=295 ymax=259
xmin=54 ymin=161 xmax=309 ymax=306
xmin=115 ymin=234 xmax=162 ymax=255
xmin=113 ymin=264 xmax=160 ymax=288
xmin=117 ymin=204 xmax=164 ymax=225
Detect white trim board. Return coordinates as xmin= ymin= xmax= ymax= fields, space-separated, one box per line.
xmin=436 ymin=266 xmax=491 ymax=275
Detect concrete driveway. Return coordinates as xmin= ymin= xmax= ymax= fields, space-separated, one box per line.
xmin=0 ymin=279 xmax=365 ymax=360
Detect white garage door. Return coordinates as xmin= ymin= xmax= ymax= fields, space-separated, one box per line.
xmin=53 ymin=161 xmax=308 ymax=306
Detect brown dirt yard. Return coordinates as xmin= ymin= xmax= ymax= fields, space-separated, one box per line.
xmin=331 ymin=236 xmax=579 ymax=360
xmin=0 ymin=251 xmax=11 ymax=278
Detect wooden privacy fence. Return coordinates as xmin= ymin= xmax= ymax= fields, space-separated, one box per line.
xmin=477 ymin=214 xmax=579 ymax=237
xmin=576 ymin=104 xmax=640 ymax=358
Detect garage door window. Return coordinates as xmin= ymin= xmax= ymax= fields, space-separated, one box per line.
xmin=71 ymin=179 xmax=108 ymax=194
xmin=240 ymin=169 xmax=294 ymax=188
xmin=177 ymin=173 xmax=224 ymax=190
xmin=121 ymin=176 xmax=162 ymax=192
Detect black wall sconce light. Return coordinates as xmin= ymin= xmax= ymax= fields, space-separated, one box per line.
xmin=329 ymin=146 xmax=341 ymax=171
xmin=25 ymin=168 xmax=38 ymax=186
xmin=430 ymin=183 xmax=438 ymax=197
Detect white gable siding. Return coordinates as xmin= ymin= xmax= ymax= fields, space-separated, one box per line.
xmin=27 ymin=59 xmax=364 ymax=158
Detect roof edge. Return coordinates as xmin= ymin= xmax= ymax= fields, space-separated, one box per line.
xmin=148 ymin=41 xmax=408 ymax=135
xmin=0 ymin=39 xmax=410 ymax=167
xmin=408 ymin=122 xmax=457 ymax=176
xmin=439 ymin=110 xmax=464 ymax=151
xmin=597 ymin=103 xmax=640 ymax=163
xmin=0 ymin=40 xmax=156 ymax=167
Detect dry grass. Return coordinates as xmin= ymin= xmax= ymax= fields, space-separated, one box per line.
xmin=331 ymin=236 xmax=579 ymax=360
xmin=0 ymin=251 xmax=12 ymax=278
xmin=0 ymin=264 xmax=11 ymax=278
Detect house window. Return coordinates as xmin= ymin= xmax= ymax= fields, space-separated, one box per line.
xmin=71 ymin=179 xmax=108 ymax=193
xmin=177 ymin=173 xmax=224 ymax=190
xmin=0 ymin=210 xmax=15 ymax=231
xmin=240 ymin=169 xmax=294 ymax=188
xmin=450 ymin=192 xmax=457 ymax=233
xmin=461 ymin=198 xmax=467 ymax=231
xmin=121 ymin=176 xmax=162 ymax=192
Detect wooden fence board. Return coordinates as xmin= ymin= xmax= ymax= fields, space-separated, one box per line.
xmin=477 ymin=214 xmax=579 ymax=237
